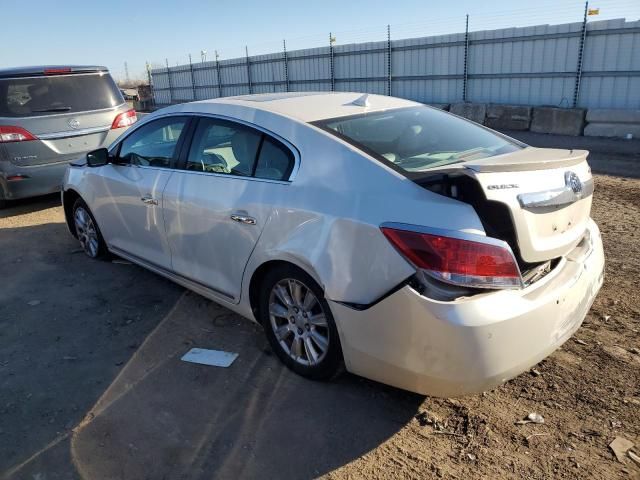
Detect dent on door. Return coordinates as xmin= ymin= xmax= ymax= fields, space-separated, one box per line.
xmin=162 ymin=172 xmax=278 ymax=301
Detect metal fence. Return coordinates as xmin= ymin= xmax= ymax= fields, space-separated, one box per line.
xmin=150 ymin=16 xmax=640 ymax=110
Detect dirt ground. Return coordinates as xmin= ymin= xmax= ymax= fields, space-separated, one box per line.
xmin=328 ymin=174 xmax=640 ymax=480
xmin=1 ymin=148 xmax=639 ymax=479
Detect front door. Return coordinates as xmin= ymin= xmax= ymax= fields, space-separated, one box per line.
xmin=88 ymin=116 xmax=189 ymax=268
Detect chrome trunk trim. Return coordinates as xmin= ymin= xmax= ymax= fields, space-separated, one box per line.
xmin=517 ymin=177 xmax=594 ymax=209
xmin=38 ymin=125 xmax=111 ymax=140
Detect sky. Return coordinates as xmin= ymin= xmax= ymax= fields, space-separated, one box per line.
xmin=1 ymin=0 xmax=638 ymax=82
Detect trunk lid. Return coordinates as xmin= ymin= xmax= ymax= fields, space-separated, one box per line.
xmin=464 ymin=147 xmax=593 ymax=263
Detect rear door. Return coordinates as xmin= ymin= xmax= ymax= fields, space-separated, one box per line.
xmin=163 ymin=116 xmax=296 ymax=302
xmin=87 ymin=116 xmax=190 ymax=269
xmin=0 ymin=71 xmax=130 ymax=167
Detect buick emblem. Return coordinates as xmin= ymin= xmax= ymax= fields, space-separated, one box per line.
xmin=68 ymin=118 xmax=80 ymax=130
xmin=565 ymin=171 xmax=582 ymax=194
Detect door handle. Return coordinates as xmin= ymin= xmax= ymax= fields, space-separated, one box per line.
xmin=230 ymin=214 xmax=257 ymax=225
xmin=141 ymin=196 xmax=158 ymax=206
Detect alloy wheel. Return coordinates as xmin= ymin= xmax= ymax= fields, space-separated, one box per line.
xmin=268 ymin=278 xmax=330 ymax=366
xmin=74 ymin=207 xmax=99 ymax=258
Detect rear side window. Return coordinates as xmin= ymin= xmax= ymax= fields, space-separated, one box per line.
xmin=186 ymin=118 xmax=262 ymax=176
xmin=118 ymin=117 xmax=187 ymax=168
xmin=255 ymin=137 xmax=294 ymax=180
xmin=0 ymin=73 xmax=123 ymax=117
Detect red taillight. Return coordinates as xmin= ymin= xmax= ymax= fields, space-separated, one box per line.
xmin=381 ymin=226 xmax=521 ymax=288
xmin=44 ymin=67 xmax=72 ymax=75
xmin=6 ymin=174 xmax=29 ymax=181
xmin=111 ymin=109 xmax=137 ymax=129
xmin=0 ymin=126 xmax=37 ymax=143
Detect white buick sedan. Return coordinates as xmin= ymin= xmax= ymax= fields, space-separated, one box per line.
xmin=62 ymin=92 xmax=604 ymax=396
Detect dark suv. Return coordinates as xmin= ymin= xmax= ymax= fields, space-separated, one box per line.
xmin=0 ymin=65 xmax=136 ymax=207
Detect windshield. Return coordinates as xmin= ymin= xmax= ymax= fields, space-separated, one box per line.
xmin=0 ymin=72 xmax=123 ymax=117
xmin=315 ymin=106 xmax=523 ymax=172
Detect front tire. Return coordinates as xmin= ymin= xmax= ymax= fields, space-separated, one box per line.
xmin=72 ymin=198 xmax=108 ymax=259
xmin=259 ymin=265 xmax=343 ymax=380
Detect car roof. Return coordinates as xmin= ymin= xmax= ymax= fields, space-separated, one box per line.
xmin=182 ymin=92 xmax=421 ymax=123
xmin=0 ymin=65 xmax=109 ymax=79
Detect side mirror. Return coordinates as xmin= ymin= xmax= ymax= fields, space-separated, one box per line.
xmin=86 ymin=148 xmax=110 ymax=167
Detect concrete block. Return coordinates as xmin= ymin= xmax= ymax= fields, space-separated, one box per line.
xmin=586 ymin=109 xmax=640 ymax=124
xmin=530 ymin=107 xmax=586 ymax=136
xmin=450 ymin=103 xmax=486 ymax=124
xmin=485 ymin=104 xmax=532 ymax=130
xmin=427 ymin=103 xmax=450 ymax=111
xmin=584 ymin=122 xmax=640 ymax=139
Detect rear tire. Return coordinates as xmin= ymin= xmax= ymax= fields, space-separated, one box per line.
xmin=259 ymin=265 xmax=343 ymax=380
xmin=72 ymin=198 xmax=109 ymax=259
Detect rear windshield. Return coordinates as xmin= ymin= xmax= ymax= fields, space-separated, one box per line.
xmin=314 ymin=106 xmax=523 ymax=172
xmin=0 ymin=72 xmax=123 ymax=117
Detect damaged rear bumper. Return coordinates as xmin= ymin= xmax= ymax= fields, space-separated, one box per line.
xmin=330 ymin=219 xmax=605 ymax=397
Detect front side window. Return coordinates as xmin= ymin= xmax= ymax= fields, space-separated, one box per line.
xmin=314 ymin=106 xmax=523 ymax=173
xmin=118 ymin=117 xmax=187 ymax=168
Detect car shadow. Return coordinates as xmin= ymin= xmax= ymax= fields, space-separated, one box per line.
xmin=0 ymin=193 xmax=62 ymax=218
xmin=65 ymin=292 xmax=424 ymax=480
xmin=2 ymin=223 xmax=424 ymax=480
xmin=0 ymin=221 xmax=184 ymax=478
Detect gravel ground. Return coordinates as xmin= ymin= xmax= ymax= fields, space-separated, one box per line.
xmin=1 ymin=149 xmax=639 ymax=479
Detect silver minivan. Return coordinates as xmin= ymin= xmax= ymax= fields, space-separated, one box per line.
xmin=0 ymin=65 xmax=136 ymax=208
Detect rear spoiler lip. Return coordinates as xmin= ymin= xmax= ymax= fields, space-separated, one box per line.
xmin=463 ymin=149 xmax=589 ymax=173
xmin=403 ymin=151 xmax=589 ymax=182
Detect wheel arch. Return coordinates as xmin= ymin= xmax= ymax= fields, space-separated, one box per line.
xmin=247 ymin=258 xmax=324 ymax=324
xmin=62 ymin=188 xmax=82 ymax=237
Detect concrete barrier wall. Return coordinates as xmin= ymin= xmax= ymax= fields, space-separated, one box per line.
xmin=586 ymin=109 xmax=640 ymax=124
xmin=584 ymin=109 xmax=640 ymax=138
xmin=441 ymin=102 xmax=637 ymax=139
xmin=530 ymin=107 xmax=586 ymax=136
xmin=584 ymin=123 xmax=640 ymax=138
xmin=450 ymin=103 xmax=486 ymax=124
xmin=485 ymin=105 xmax=532 ymax=131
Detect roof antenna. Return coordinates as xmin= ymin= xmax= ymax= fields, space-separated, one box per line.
xmin=351 ymin=93 xmax=370 ymax=107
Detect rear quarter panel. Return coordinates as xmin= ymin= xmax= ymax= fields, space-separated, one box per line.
xmin=231 ymin=113 xmax=486 ymax=306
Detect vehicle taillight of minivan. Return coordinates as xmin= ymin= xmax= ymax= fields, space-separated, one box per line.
xmin=43 ymin=67 xmax=72 ymax=75
xmin=111 ymin=109 xmax=137 ymax=129
xmin=0 ymin=126 xmax=37 ymax=143
xmin=381 ymin=225 xmax=523 ymax=289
